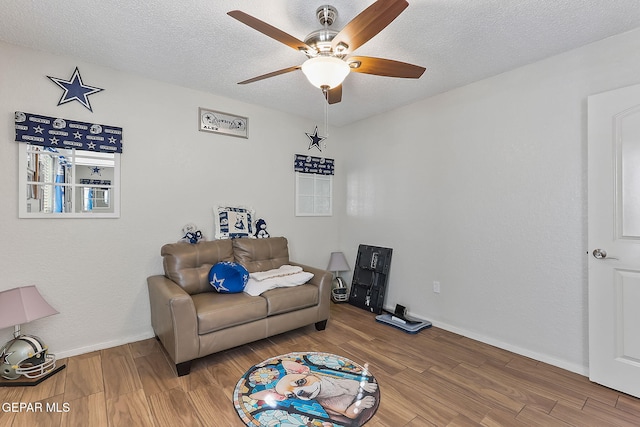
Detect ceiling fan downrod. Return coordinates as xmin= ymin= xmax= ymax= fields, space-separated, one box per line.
xmin=316 ymin=5 xmax=337 ymax=27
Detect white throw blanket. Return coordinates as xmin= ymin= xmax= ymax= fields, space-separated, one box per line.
xmin=244 ymin=265 xmax=313 ymax=296
xmin=249 ymin=265 xmax=302 ymax=281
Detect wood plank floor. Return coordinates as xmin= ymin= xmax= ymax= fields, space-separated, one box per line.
xmin=1 ymin=303 xmax=640 ymax=426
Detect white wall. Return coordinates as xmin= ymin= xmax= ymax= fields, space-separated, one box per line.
xmin=0 ymin=41 xmax=341 ymax=358
xmin=338 ymin=28 xmax=640 ymax=374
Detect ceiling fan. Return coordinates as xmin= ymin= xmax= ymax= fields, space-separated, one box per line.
xmin=228 ymin=0 xmax=426 ymax=104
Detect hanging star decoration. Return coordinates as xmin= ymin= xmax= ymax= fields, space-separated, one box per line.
xmin=90 ymin=166 xmax=102 ymax=176
xmin=47 ymin=67 xmax=104 ymax=112
xmin=305 ymin=126 xmax=325 ymax=152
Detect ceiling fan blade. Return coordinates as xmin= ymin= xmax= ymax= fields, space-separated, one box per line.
xmin=238 ymin=66 xmax=301 ymax=85
xmin=325 ymin=85 xmax=342 ymax=104
xmin=228 ymin=10 xmax=313 ymax=53
xmin=347 ymin=56 xmax=425 ymax=78
xmin=332 ymin=0 xmax=408 ymax=53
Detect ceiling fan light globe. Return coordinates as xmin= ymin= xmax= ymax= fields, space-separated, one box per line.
xmin=301 ymin=56 xmax=350 ymax=89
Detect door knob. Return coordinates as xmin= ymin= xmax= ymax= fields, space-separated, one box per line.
xmin=592 ymin=249 xmax=619 ymax=260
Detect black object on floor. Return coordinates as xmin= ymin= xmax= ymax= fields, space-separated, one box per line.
xmin=348 ymin=244 xmax=392 ymax=314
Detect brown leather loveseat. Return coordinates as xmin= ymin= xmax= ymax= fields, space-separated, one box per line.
xmin=147 ymin=237 xmax=332 ymax=376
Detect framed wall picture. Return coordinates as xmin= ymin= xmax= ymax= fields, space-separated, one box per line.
xmin=199 ymin=108 xmax=248 ymax=138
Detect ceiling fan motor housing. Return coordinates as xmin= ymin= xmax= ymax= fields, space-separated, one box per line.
xmin=304 ymin=29 xmax=339 ymax=57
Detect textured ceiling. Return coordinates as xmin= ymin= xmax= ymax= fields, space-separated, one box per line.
xmin=2 ymin=1 xmax=640 ymax=126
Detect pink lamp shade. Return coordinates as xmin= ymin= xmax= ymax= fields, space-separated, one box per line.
xmin=0 ymin=286 xmax=58 ymax=333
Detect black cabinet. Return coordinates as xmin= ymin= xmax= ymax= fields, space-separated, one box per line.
xmin=348 ymin=244 xmax=392 ymax=314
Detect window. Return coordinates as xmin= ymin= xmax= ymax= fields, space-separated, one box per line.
xmin=295 ymin=172 xmax=332 ymax=216
xmin=293 ymin=154 xmax=335 ymax=217
xmin=15 ymin=111 xmax=122 ymax=218
xmin=19 ymin=143 xmax=120 ymax=218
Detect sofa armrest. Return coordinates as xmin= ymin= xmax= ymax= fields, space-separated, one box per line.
xmin=147 ymin=275 xmax=199 ymax=364
xmin=290 ymin=262 xmax=333 ymax=322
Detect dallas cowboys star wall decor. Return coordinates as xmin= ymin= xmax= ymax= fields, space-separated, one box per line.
xmin=47 ymin=67 xmax=104 ymax=112
xmin=305 ymin=126 xmax=326 ymax=152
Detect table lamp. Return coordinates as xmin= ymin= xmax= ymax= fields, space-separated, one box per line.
xmin=327 ymin=252 xmax=350 ymax=303
xmin=0 ymin=285 xmax=61 ymax=384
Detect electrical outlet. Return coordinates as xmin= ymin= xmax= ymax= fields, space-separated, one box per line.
xmin=433 ymin=281 xmax=441 ymax=293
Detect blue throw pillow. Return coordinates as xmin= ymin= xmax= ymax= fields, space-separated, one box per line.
xmin=209 ymin=262 xmax=249 ymax=293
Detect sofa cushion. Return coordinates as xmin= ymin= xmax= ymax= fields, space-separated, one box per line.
xmin=261 ymin=284 xmax=319 ymax=316
xmin=233 ymin=237 xmax=290 ymax=273
xmin=192 ymin=292 xmax=267 ymax=334
xmin=209 ymin=262 xmax=248 ymax=293
xmin=162 ymin=240 xmax=235 ymax=295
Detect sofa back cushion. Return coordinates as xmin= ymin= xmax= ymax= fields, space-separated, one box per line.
xmin=162 ymin=240 xmax=234 ymax=295
xmin=233 ymin=237 xmax=290 ymax=273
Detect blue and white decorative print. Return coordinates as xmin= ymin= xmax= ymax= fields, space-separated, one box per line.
xmin=294 ymin=154 xmax=334 ymax=175
xmin=305 ymin=126 xmax=326 ymax=152
xmin=79 ymin=179 xmax=111 ymax=186
xmin=15 ymin=111 xmax=122 ymax=153
xmin=214 ymin=206 xmax=255 ymax=239
xmin=47 ymin=67 xmax=104 ymax=112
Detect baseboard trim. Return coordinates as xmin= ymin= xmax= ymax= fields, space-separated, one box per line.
xmin=383 ymin=305 xmax=588 ymax=376
xmin=55 ymin=331 xmax=156 ymax=359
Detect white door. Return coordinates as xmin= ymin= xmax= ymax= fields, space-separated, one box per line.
xmin=588 ymin=82 xmax=640 ymax=398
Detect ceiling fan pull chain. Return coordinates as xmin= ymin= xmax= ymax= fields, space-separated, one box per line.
xmin=324 ymin=94 xmax=329 ymax=148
